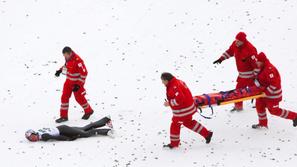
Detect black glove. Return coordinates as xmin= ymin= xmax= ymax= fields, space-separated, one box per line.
xmin=72 ymin=84 xmax=80 ymax=92
xmin=55 ymin=69 xmax=62 ymax=77
xmin=213 ymin=58 xmax=222 ymax=64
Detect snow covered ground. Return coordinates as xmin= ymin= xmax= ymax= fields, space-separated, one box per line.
xmin=1 ymin=0 xmax=297 ymax=166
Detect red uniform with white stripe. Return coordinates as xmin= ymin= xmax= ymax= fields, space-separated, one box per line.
xmin=218 ymin=39 xmax=258 ymax=109
xmin=59 ymin=52 xmax=93 ymax=118
xmin=166 ymin=77 xmax=210 ymax=147
xmin=253 ymin=55 xmax=297 ymax=126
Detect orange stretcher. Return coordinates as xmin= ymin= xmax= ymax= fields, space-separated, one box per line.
xmin=193 ymin=86 xmax=265 ymax=118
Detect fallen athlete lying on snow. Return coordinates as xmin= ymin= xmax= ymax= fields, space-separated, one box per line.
xmin=25 ymin=116 xmax=114 ymax=142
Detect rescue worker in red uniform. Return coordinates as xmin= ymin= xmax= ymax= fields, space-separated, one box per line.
xmin=161 ymin=72 xmax=213 ymax=149
xmin=213 ymin=32 xmax=258 ymax=111
xmin=55 ymin=47 xmax=94 ymax=123
xmin=251 ymin=52 xmax=297 ymax=128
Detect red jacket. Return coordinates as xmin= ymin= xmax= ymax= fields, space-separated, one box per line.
xmin=219 ymin=40 xmax=258 ymax=80
xmin=61 ymin=52 xmax=88 ymax=86
xmin=254 ymin=60 xmax=282 ymax=102
xmin=166 ymin=77 xmax=196 ymax=117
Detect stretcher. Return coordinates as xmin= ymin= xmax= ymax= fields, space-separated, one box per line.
xmin=193 ymin=86 xmax=265 ymax=119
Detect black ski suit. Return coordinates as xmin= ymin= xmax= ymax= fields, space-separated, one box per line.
xmin=41 ymin=116 xmax=111 ymax=141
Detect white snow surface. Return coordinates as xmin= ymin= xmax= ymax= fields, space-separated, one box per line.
xmin=1 ymin=0 xmax=297 ymax=167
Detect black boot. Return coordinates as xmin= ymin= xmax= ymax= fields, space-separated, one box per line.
xmin=82 ymin=110 xmax=94 ymax=120
xmin=230 ymin=107 xmax=243 ymax=112
xmin=55 ymin=117 xmax=68 ymax=123
xmin=205 ymin=131 xmax=213 ymax=144
xmin=252 ymin=124 xmax=268 ymax=129
xmin=163 ymin=143 xmax=178 ymax=149
xmin=293 ymin=117 xmax=297 ymax=127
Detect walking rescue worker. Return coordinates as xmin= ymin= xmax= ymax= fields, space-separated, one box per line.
xmin=161 ymin=72 xmax=213 ymax=149
xmin=250 ymin=52 xmax=297 ymax=128
xmin=213 ymin=32 xmax=258 ymax=112
xmin=55 ymin=46 xmax=94 ymax=123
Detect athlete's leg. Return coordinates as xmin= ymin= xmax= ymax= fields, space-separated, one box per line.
xmin=57 ymin=125 xmax=88 ymax=138
xmin=84 ymin=128 xmax=111 ymax=137
xmin=79 ymin=116 xmax=111 ymax=131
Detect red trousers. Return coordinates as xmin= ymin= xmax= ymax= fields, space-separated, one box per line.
xmin=60 ymin=81 xmax=93 ymax=118
xmin=170 ymin=114 xmax=210 ymax=147
xmin=256 ymin=98 xmax=297 ymax=126
xmin=234 ymin=78 xmax=255 ymax=109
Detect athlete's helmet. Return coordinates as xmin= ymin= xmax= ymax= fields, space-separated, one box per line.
xmin=25 ymin=129 xmax=40 ymax=142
